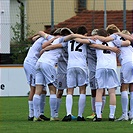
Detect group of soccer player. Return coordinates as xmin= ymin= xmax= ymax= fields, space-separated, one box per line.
xmin=23 ymin=24 xmax=133 ymax=123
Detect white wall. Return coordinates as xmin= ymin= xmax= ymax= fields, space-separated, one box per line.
xmin=0 ymin=66 xmax=121 ymax=97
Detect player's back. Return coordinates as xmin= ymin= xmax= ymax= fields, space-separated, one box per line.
xmin=38 ymin=37 xmax=67 ymax=66
xmin=95 ymin=39 xmax=117 ymax=70
xmin=67 ymin=40 xmax=87 ymax=69
xmin=24 ymin=37 xmax=47 ymax=64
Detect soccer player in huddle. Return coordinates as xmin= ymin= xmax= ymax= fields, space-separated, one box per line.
xmin=86 ymin=29 xmax=106 ymax=119
xmin=23 ymin=28 xmax=61 ymax=121
xmin=62 ymin=26 xmax=89 ymax=121
xmin=94 ymin=24 xmax=132 ymax=122
xmin=33 ymin=28 xmax=73 ymax=121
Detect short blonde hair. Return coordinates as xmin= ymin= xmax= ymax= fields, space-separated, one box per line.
xmin=121 ymin=30 xmax=131 ymax=35
xmin=106 ymin=24 xmax=120 ymax=34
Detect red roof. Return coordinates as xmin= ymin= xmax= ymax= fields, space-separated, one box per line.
xmin=53 ymin=10 xmax=133 ymax=35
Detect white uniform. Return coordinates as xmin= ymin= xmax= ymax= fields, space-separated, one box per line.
xmin=35 ymin=37 xmax=67 ymax=87
xmin=23 ymin=36 xmax=53 ymax=86
xmin=87 ymin=39 xmax=97 ymax=90
xmin=66 ymin=39 xmax=88 ymax=88
xmin=95 ymin=39 xmax=120 ymax=89
xmin=111 ymin=34 xmax=133 ymax=83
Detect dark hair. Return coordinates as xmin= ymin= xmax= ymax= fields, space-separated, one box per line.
xmin=97 ymin=28 xmax=108 ymax=37
xmin=106 ymin=28 xmax=118 ymax=35
xmin=106 ymin=24 xmax=120 ymax=35
xmin=50 ymin=28 xmax=58 ymax=35
xmin=77 ymin=26 xmax=88 ymax=35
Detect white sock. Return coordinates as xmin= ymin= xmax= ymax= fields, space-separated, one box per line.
xmin=78 ymin=94 xmax=86 ymax=117
xmin=101 ymin=96 xmax=106 ymax=113
xmin=121 ymin=91 xmax=128 ymax=116
xmin=55 ymin=98 xmax=61 ymax=115
xmin=91 ymin=97 xmax=95 ymax=113
xmin=33 ymin=94 xmax=41 ymax=118
xmin=49 ymin=94 xmax=56 ymax=118
xmin=109 ymin=105 xmax=116 ymax=118
xmin=66 ymin=94 xmax=73 ymax=116
xmin=28 ymin=101 xmax=34 ymax=117
xmin=130 ymin=92 xmax=133 ymax=118
xmin=95 ymin=102 xmax=102 ymax=118
xmin=40 ymin=94 xmax=46 ymax=115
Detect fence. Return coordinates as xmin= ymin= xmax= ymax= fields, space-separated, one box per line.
xmin=0 ymin=0 xmax=133 ymax=56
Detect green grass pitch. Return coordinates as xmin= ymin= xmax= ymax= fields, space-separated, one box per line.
xmin=0 ymin=95 xmax=133 ymax=133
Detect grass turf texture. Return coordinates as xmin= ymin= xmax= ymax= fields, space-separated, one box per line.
xmin=0 ymin=95 xmax=133 ymax=133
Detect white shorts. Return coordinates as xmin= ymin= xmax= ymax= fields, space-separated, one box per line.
xmin=35 ymin=62 xmax=57 ymax=87
xmin=95 ymin=68 xmax=120 ymax=89
xmin=89 ymin=71 xmax=96 ymax=90
xmin=67 ymin=67 xmax=88 ymax=88
xmin=23 ymin=62 xmax=36 ymax=87
xmin=120 ymin=62 xmax=133 ymax=83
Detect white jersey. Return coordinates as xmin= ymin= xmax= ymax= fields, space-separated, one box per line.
xmin=38 ymin=37 xmax=67 ymax=66
xmin=67 ymin=40 xmax=87 ymax=69
xmin=95 ymin=39 xmax=117 ymax=71
xmin=24 ymin=35 xmax=53 ymax=65
xmin=110 ymin=34 xmax=133 ymax=65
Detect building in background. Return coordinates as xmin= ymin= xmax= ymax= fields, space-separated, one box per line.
xmin=0 ymin=0 xmax=133 ymax=63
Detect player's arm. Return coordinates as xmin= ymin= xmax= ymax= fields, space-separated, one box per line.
xmin=74 ymin=38 xmax=91 ymax=44
xmin=38 ymin=31 xmax=49 ymax=39
xmin=40 ymin=43 xmax=61 ymax=56
xmin=42 ymin=37 xmax=59 ymax=49
xmin=113 ymin=39 xmax=131 ymax=47
xmin=63 ymin=34 xmax=89 ymax=42
xmin=94 ymin=35 xmax=131 ymax=47
xmin=121 ymin=40 xmax=131 ymax=47
xmin=32 ymin=35 xmax=40 ymax=42
xmin=89 ymin=43 xmax=120 ymax=54
xmin=43 ymin=43 xmax=63 ymax=51
xmin=116 ymin=32 xmax=133 ymax=41
xmin=32 ymin=31 xmax=49 ymax=42
xmin=94 ymin=35 xmax=114 ymax=42
xmin=40 ymin=49 xmax=46 ymax=56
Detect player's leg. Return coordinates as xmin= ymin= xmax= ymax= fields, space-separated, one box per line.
xmin=129 ymin=83 xmax=133 ymax=122
xmin=33 ymin=62 xmax=46 ymax=122
xmin=55 ymin=72 xmax=66 ymax=118
xmin=93 ymin=88 xmax=103 ymax=121
xmin=62 ymin=68 xmax=76 ymax=121
xmin=39 ymin=88 xmax=50 ymax=121
xmin=77 ymin=85 xmax=86 ymax=121
xmin=28 ymin=85 xmax=35 ymax=121
xmin=48 ymin=83 xmax=59 ymax=121
xmin=101 ymin=89 xmax=106 ymax=115
xmin=55 ymin=89 xmax=64 ymax=117
xmin=23 ymin=62 xmax=36 ymax=121
xmin=40 ymin=63 xmax=58 ymax=121
xmin=33 ymin=84 xmax=44 ymax=122
xmin=116 ymin=83 xmax=129 ymax=121
xmin=62 ymin=88 xmax=74 ymax=121
xmin=86 ymin=89 xmax=96 ymax=119
xmin=108 ymin=88 xmax=116 ymax=121
xmin=117 ymin=62 xmax=133 ymax=121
